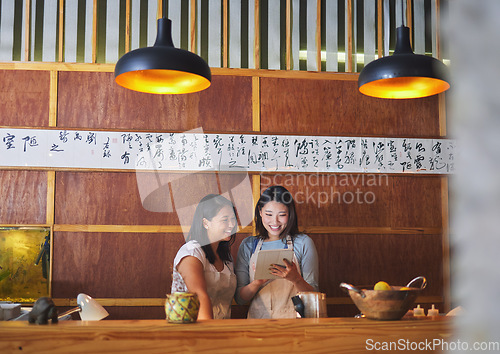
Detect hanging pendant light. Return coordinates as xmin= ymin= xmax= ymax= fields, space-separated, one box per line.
xmin=358 ymin=3 xmax=449 ymax=99
xmin=115 ymin=8 xmax=211 ymax=94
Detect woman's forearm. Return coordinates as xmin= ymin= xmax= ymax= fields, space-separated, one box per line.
xmin=238 ymin=279 xmax=268 ymax=303
xmin=196 ymin=292 xmax=214 ymax=320
xmin=292 ymin=277 xmax=315 ymax=292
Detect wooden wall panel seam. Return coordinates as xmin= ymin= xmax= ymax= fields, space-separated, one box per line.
xmin=49 ymin=71 xmax=58 ymax=126
xmin=0 ymin=63 xmax=360 ymax=81
xmin=1 ymin=167 xmax=452 ymax=175
xmin=46 ymin=171 xmax=56 ymax=225
xmin=51 ymin=225 xmax=441 ymax=234
xmin=441 ymin=176 xmax=451 ymax=312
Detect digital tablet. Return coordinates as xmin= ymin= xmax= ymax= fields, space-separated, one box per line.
xmin=253 ymin=249 xmax=295 ymax=280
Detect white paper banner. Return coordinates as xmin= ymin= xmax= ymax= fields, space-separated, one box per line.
xmin=0 ymin=128 xmax=455 ymax=174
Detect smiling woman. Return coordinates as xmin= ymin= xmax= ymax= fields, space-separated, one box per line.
xmin=170 ymin=194 xmax=237 ymax=320
xmin=235 ymin=185 xmax=319 ymax=319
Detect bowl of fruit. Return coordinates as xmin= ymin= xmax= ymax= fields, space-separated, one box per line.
xmin=340 ymin=276 xmax=427 ymax=320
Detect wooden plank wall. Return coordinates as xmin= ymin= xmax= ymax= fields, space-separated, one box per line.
xmin=0 ymin=66 xmax=448 ymax=319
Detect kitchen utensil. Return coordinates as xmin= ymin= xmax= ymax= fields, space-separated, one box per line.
xmin=291 ymin=296 xmax=305 ymax=318
xmin=340 ymin=276 xmax=427 ymax=320
xmin=165 ymin=292 xmax=200 ymax=324
xmin=291 ymin=292 xmax=327 ymax=318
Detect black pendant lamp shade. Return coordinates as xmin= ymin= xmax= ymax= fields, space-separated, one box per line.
xmin=115 ymin=18 xmax=211 ymax=94
xmin=358 ymin=26 xmax=450 ymax=99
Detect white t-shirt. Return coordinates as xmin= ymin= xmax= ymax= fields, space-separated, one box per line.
xmin=171 ymin=240 xmax=236 ymax=319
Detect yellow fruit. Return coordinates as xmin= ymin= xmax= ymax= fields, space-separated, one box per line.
xmin=374 ymin=281 xmax=392 ymax=291
xmin=400 ymin=287 xmax=411 ymax=291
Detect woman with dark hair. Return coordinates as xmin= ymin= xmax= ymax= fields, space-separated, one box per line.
xmin=235 ymin=185 xmax=319 ymax=318
xmin=171 ymin=194 xmax=237 ymax=319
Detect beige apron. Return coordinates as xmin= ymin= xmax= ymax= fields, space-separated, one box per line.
xmin=205 ymin=263 xmax=237 ymax=319
xmin=248 ymin=236 xmax=300 ymax=319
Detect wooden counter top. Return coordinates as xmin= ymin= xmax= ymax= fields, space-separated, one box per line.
xmin=0 ymin=317 xmax=452 ymax=353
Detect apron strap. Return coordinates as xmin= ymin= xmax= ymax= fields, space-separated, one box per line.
xmin=285 ymin=235 xmax=294 ymax=250
xmin=252 ymin=237 xmax=260 ymax=253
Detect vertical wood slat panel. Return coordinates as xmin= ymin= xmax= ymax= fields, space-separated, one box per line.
xmin=346 ymin=0 xmax=353 ymax=72
xmin=125 ymin=0 xmax=131 ymax=53
xmin=254 ymin=0 xmax=260 ymax=69
xmin=406 ymin=0 xmax=412 ymax=48
xmin=377 ymin=0 xmax=382 ymax=58
xmin=92 ymin=0 xmax=97 ymax=63
xmin=157 ymin=0 xmax=162 ymax=20
xmin=190 ymin=0 xmax=196 ymax=52
xmin=223 ymin=0 xmax=228 ymax=68
xmin=291 ymin=0 xmax=299 ymax=71
xmin=285 ymin=0 xmax=291 ymax=70
xmin=435 ymin=0 xmax=441 ymax=58
xmin=25 ymin=0 xmax=31 ymax=61
xmin=316 ymin=0 xmax=321 ymax=71
xmin=58 ymin=0 xmax=64 ymax=62
xmin=0 ymin=0 xmax=444 ymax=72
xmin=383 ymin=0 xmax=390 ymax=56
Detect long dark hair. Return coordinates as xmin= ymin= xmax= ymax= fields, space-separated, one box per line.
xmin=254 ymin=185 xmax=299 ymax=240
xmin=187 ymin=194 xmax=236 ymax=264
